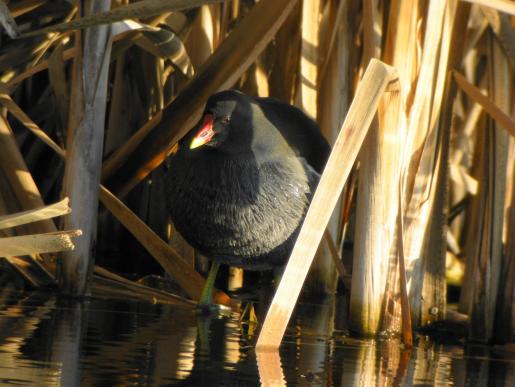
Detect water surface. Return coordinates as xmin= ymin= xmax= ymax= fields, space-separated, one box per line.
xmin=0 ymin=289 xmax=513 ymax=386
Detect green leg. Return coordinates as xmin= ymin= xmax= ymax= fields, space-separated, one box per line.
xmin=198 ymin=262 xmax=220 ymax=307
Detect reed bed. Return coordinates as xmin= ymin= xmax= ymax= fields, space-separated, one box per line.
xmin=0 ymin=0 xmax=513 ymax=347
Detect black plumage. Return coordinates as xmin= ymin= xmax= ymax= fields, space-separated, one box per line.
xmin=166 ymin=90 xmax=330 ymax=271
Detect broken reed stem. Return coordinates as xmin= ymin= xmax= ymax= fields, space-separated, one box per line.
xmin=0 ymin=230 xmax=82 ymax=257
xmin=256 ymin=59 xmax=399 ymax=350
xmin=0 ymin=198 xmax=70 ymax=230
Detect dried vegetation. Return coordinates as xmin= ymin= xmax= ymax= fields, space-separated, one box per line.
xmin=0 ymin=0 xmax=513 ymax=345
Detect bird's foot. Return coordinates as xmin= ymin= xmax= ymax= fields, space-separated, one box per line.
xmin=195 ymin=301 xmax=232 ymax=316
xmin=238 ymin=301 xmax=258 ymax=324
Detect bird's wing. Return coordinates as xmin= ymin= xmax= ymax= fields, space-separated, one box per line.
xmin=255 ymin=97 xmax=330 ymax=173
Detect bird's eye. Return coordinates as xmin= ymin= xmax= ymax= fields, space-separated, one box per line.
xmin=221 ymin=115 xmax=230 ymax=125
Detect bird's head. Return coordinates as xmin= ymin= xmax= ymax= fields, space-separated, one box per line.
xmin=189 ymin=90 xmax=254 ymax=155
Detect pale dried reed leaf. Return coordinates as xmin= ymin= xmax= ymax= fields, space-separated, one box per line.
xmin=0 ymin=198 xmax=70 ymax=230
xmin=0 ymin=230 xmax=81 ymax=257
xmin=453 ymin=71 xmax=515 ymax=137
xmin=0 ymin=0 xmax=20 ymax=38
xmin=462 ymin=0 xmax=515 ymax=15
xmin=119 ymin=20 xmax=193 ymax=77
xmin=22 ymin=0 xmax=224 ymax=38
xmin=256 ymin=59 xmax=399 ymax=350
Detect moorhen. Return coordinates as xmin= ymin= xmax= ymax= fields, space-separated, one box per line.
xmin=166 ymin=90 xmax=330 ymax=307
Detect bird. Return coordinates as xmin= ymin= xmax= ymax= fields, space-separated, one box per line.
xmin=166 ymin=89 xmax=330 ymax=308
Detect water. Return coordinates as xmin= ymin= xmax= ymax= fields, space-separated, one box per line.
xmin=0 ymin=288 xmax=513 ymax=386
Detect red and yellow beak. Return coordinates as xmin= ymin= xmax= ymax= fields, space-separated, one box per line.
xmin=190 ymin=114 xmax=215 ymax=149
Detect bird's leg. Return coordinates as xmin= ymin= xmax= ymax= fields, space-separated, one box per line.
xmin=197 ymin=261 xmax=220 ymax=311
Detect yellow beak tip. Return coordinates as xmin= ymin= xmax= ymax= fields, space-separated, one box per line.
xmin=189 ymin=137 xmax=205 ymax=149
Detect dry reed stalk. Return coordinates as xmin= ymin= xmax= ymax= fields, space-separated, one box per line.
xmin=268 ymin=3 xmax=300 ymax=103
xmin=0 ymin=230 xmax=81 ymax=257
xmin=453 ymin=71 xmax=515 ymax=137
xmin=185 ymin=5 xmax=215 ymax=69
xmin=412 ymin=0 xmax=462 ymax=328
xmin=0 ymin=198 xmax=70 ymax=230
xmin=297 ymin=0 xmax=337 ymax=295
xmin=22 ymin=0 xmax=225 ymax=38
xmin=466 ymin=33 xmax=510 ymax=343
xmin=400 ymin=0 xmax=456 ymax=328
xmin=297 ymin=0 xmax=320 ymax=114
xmin=350 ymin=0 xmax=402 ymax=337
xmin=7 ymin=47 xmax=76 ymax=88
xmin=0 ymin=114 xmax=76 ymax=281
xmin=419 ymin=2 xmax=472 ymax=329
xmin=375 ymin=0 xmax=419 ymax=334
xmin=318 ymin=0 xmax=346 ymax=83
xmin=256 ymin=59 xmax=398 ymax=350
xmin=60 ymin=1 xmax=112 ymax=296
xmin=4 ymin=48 xmax=210 ymax=304
xmin=103 ymin=46 xmax=128 ymax=158
xmin=459 ymin=105 xmax=488 ymax=314
xmin=493 ymin=140 xmax=514 ymax=343
xmin=0 ymin=115 xmax=57 ymax=236
xmin=323 ymin=229 xmax=347 ymax=280
xmin=106 ymin=0 xmax=298 ymax=197
xmin=316 ymin=0 xmax=355 ymax=297
xmin=48 ymin=43 xmax=70 ymax=133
